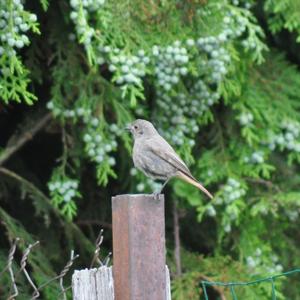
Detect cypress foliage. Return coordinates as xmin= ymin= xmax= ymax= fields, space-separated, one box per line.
xmin=1 ymin=0 xmax=300 ymax=298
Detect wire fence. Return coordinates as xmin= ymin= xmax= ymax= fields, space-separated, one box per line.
xmin=0 ymin=229 xmax=110 ymax=300
xmin=201 ymin=268 xmax=300 ymax=300
xmin=2 ymin=228 xmax=300 ymax=300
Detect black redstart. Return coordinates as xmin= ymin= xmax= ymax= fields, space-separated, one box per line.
xmin=126 ymin=119 xmax=213 ymax=199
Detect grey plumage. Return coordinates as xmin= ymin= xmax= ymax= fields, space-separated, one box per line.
xmin=127 ymin=119 xmax=213 ymax=199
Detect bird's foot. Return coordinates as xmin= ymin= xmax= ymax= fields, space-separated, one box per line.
xmin=152 ymin=191 xmax=161 ymax=201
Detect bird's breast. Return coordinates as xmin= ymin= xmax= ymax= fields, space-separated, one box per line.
xmin=132 ymin=140 xmax=145 ymax=168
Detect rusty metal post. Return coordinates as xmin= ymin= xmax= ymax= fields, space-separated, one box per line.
xmin=112 ymin=194 xmax=166 ymax=300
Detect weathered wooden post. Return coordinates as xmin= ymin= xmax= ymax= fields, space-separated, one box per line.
xmin=72 ymin=194 xmax=170 ymax=300
xmin=72 ymin=267 xmax=114 ymax=300
xmin=112 ymin=194 xmax=167 ymax=300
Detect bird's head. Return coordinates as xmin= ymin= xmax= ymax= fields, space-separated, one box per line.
xmin=125 ymin=119 xmax=157 ymax=140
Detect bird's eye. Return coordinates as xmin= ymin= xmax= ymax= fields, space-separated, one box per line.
xmin=134 ymin=125 xmax=138 ymax=129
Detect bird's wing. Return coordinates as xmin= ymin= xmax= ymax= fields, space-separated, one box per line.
xmin=148 ymin=135 xmax=213 ymax=199
xmin=148 ymin=136 xmax=194 ymax=178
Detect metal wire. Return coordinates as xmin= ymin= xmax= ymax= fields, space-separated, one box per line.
xmin=7 ymin=238 xmax=20 ymax=300
xmin=32 ymin=250 xmax=79 ymax=299
xmin=0 ymin=239 xmax=79 ymax=300
xmin=90 ymin=229 xmax=104 ymax=268
xmin=201 ymin=268 xmax=300 ymax=299
xmin=0 ymin=227 xmax=110 ymax=299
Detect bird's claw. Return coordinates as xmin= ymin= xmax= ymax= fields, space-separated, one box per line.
xmin=152 ymin=191 xmax=161 ymax=201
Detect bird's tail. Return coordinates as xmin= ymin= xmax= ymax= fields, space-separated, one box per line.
xmin=177 ymin=171 xmax=213 ymax=199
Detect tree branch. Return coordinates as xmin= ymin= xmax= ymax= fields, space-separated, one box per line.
xmin=244 ymin=177 xmax=281 ymax=193
xmin=76 ymin=220 xmax=112 ymax=229
xmin=0 ymin=113 xmax=52 ymax=166
xmin=0 ymin=167 xmax=51 ymax=204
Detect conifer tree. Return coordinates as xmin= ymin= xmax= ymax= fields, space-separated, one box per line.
xmin=1 ymin=0 xmax=300 ymax=298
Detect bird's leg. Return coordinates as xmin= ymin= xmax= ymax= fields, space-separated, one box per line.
xmin=152 ymin=191 xmax=160 ymax=201
xmin=159 ymin=177 xmax=171 ymax=193
xmin=152 ymin=177 xmax=171 ymax=200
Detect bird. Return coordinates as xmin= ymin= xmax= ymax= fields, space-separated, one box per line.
xmin=126 ymin=119 xmax=213 ymax=199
